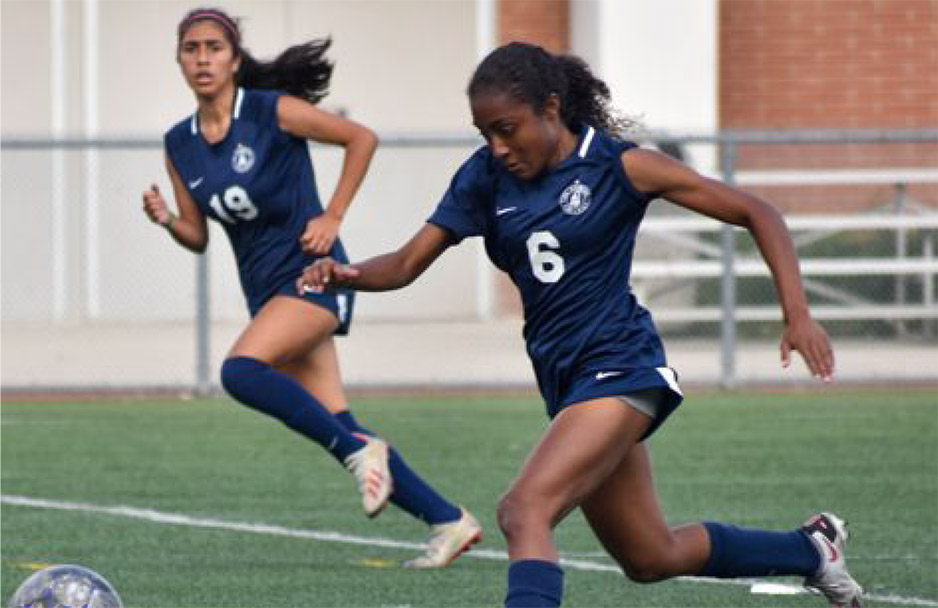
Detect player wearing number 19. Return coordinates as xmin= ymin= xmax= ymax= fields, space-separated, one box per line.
xmin=141 ymin=8 xmax=481 ymax=569
xmin=299 ymin=42 xmax=864 ymax=607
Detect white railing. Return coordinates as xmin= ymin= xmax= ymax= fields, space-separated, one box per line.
xmin=2 ymin=130 xmax=936 ymax=390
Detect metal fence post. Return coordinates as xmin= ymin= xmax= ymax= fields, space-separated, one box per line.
xmin=925 ymin=237 xmax=936 ymax=337
xmin=894 ymin=182 xmax=908 ymax=336
xmin=720 ymin=136 xmax=739 ymax=389
xmin=195 ymin=251 xmax=212 ymax=396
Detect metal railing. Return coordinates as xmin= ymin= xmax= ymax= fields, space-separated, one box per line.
xmin=2 ymin=129 xmax=936 ymax=391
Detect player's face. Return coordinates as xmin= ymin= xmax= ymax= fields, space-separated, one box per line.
xmin=471 ymin=91 xmax=568 ymax=180
xmin=177 ymin=21 xmax=240 ymax=98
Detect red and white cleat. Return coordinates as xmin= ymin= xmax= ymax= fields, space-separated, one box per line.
xmin=403 ymin=508 xmax=483 ymax=569
xmin=801 ymin=513 xmax=864 ymax=608
xmin=343 ymin=434 xmax=393 ymax=518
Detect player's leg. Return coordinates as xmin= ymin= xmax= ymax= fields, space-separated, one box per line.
xmin=580 ymin=441 xmax=710 ymax=581
xmin=220 ymin=295 xmax=391 ymax=516
xmin=581 ymin=399 xmax=862 ymax=607
xmin=277 ymin=336 xmax=347 ymax=414
xmin=499 ymin=397 xmax=653 ymax=607
xmin=283 ymin=337 xmax=483 ymax=567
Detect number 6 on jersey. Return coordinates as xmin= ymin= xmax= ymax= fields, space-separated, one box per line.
xmin=526 ymin=230 xmax=565 ymax=283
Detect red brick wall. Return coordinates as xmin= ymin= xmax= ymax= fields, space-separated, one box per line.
xmin=720 ymin=0 xmax=937 ymax=130
xmin=498 ymin=0 xmax=570 ymax=52
xmin=720 ymin=0 xmax=937 ymax=211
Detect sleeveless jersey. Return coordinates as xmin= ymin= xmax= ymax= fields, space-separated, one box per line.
xmin=164 ymin=88 xmax=349 ymax=315
xmin=429 ymin=126 xmax=680 ymax=419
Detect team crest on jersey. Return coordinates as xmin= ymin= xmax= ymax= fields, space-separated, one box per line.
xmin=231 ymin=143 xmax=255 ymax=173
xmin=558 ymin=179 xmax=592 ymax=215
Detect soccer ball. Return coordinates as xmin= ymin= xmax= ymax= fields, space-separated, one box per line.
xmin=8 ymin=564 xmax=123 ymax=608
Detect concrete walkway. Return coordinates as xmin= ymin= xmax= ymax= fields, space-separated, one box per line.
xmin=2 ymin=319 xmax=935 ymax=394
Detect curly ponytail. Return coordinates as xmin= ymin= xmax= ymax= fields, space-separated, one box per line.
xmin=177 ymin=7 xmax=333 ymax=104
xmin=468 ymin=42 xmax=632 ymax=137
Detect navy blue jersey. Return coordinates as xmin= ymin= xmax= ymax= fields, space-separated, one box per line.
xmin=164 ymin=88 xmax=351 ymax=317
xmin=429 ymin=126 xmax=682 ymax=425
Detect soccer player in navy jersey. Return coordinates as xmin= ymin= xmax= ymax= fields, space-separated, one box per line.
xmin=298 ymin=42 xmax=864 ymax=607
xmin=141 ymin=7 xmax=481 ymax=569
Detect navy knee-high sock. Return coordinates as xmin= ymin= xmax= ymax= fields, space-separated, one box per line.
xmin=220 ymin=357 xmax=364 ymax=462
xmin=505 ymin=560 xmax=564 ymax=608
xmin=335 ymin=411 xmax=461 ymax=525
xmin=701 ymin=522 xmax=821 ymax=578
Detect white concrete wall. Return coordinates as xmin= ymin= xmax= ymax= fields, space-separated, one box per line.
xmin=571 ymin=0 xmax=718 ymax=134
xmin=2 ymin=0 xmax=722 ymax=324
xmin=571 ymin=0 xmax=718 ymax=174
xmin=1 ymin=0 xmax=481 ymax=135
xmin=1 ymin=0 xmax=487 ymax=323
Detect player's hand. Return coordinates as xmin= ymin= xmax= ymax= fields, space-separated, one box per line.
xmin=780 ymin=315 xmax=835 ymax=383
xmin=142 ymin=184 xmax=173 ymax=226
xmin=296 ymin=257 xmax=360 ymax=294
xmin=300 ymin=213 xmax=341 ymax=255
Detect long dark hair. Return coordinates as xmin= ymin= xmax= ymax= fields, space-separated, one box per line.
xmin=177 ymin=7 xmax=333 ymax=104
xmin=467 ymin=42 xmax=632 ymax=137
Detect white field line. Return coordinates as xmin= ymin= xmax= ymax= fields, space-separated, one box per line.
xmin=3 ymin=494 xmax=936 ymax=607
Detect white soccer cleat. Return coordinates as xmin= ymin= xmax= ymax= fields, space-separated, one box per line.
xmin=801 ymin=512 xmax=865 ymax=608
xmin=343 ymin=434 xmax=393 ymax=518
xmin=403 ymin=508 xmax=483 ymax=569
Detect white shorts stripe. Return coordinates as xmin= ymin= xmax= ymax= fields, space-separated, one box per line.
xmin=656 ymin=366 xmax=683 ymax=397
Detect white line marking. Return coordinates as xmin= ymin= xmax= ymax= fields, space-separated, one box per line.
xmin=3 ymin=495 xmax=936 ymax=607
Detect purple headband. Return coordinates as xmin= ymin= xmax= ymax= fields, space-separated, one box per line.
xmin=180 ymin=11 xmax=240 ymax=44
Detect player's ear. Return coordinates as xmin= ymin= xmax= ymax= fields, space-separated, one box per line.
xmin=544 ymin=93 xmax=562 ymax=123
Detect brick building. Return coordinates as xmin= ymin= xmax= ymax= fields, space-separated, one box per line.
xmin=497 ymin=0 xmax=936 ymax=212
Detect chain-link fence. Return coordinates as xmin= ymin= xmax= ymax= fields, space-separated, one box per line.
xmin=2 ymin=130 xmax=936 ymax=392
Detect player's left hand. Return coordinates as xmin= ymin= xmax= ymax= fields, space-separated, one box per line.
xmin=296 ymin=257 xmax=360 ymax=294
xmin=780 ymin=315 xmax=835 ymax=383
xmin=300 ymin=213 xmax=341 ymax=255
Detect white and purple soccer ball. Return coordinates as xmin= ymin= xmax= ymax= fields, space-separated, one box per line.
xmin=8 ymin=565 xmax=123 ymax=608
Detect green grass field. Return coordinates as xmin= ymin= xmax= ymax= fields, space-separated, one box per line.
xmin=2 ymin=389 xmax=936 ymax=607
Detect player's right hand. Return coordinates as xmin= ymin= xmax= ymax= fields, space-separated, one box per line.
xmin=142 ymin=184 xmax=172 ymax=226
xmin=780 ymin=315 xmax=835 ymax=383
xmin=296 ymin=257 xmax=360 ymax=294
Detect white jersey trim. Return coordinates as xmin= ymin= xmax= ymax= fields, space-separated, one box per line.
xmin=233 ymin=87 xmax=245 ymax=119
xmin=577 ymin=126 xmax=596 ymax=158
xmin=190 ymin=88 xmax=244 ymax=135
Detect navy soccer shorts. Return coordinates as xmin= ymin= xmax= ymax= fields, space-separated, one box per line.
xmin=554 ymin=366 xmax=684 ymax=440
xmin=252 ymin=282 xmax=355 ymax=336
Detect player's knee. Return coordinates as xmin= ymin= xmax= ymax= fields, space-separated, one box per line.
xmin=496 ymin=489 xmax=549 ymax=540
xmin=495 ymin=492 xmax=518 ymax=537
xmin=618 ymin=552 xmax=678 ymax=584
xmin=621 ymin=564 xmax=668 ymax=584
xmin=220 ymin=356 xmax=267 ymax=398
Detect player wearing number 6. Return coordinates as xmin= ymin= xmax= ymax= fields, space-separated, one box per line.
xmin=141 ymin=8 xmax=481 ymax=569
xmin=299 ymin=42 xmax=863 ymax=607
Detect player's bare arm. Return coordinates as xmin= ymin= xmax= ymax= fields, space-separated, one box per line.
xmin=622 ymin=148 xmax=834 ymax=381
xmin=278 ymin=95 xmax=378 ymax=255
xmin=298 ymin=223 xmax=451 ymax=293
xmin=144 ymin=154 xmax=209 ymax=253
